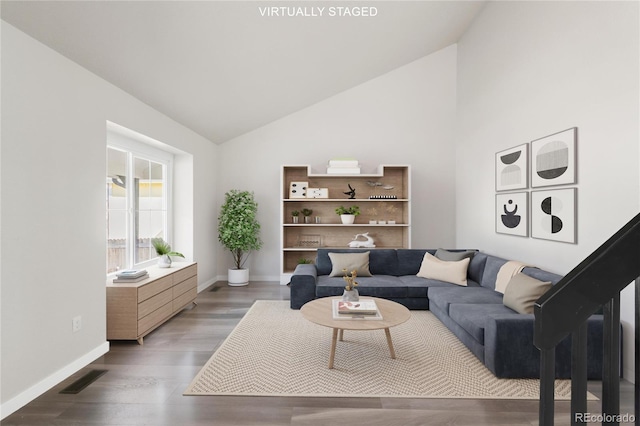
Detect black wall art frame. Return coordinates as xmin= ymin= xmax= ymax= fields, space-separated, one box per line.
xmin=496 ymin=143 xmax=528 ymax=191
xmin=496 ymin=192 xmax=529 ymax=237
xmin=531 ymin=188 xmax=577 ymax=243
xmin=531 ymin=127 xmax=577 ymax=188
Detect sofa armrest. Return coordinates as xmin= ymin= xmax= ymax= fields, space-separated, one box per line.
xmin=290 ymin=264 xmax=318 ymax=309
xmin=484 ymin=314 xmax=604 ymax=379
xmin=484 ymin=314 xmax=541 ymax=378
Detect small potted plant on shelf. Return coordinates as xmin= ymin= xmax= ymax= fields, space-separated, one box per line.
xmin=151 ymin=238 xmax=185 ymax=268
xmin=335 ymin=205 xmax=360 ymax=224
xmin=291 ymin=210 xmax=300 ymax=224
xmin=301 ymin=208 xmax=313 ymax=223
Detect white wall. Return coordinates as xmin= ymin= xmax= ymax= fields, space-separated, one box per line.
xmin=216 ymin=45 xmax=459 ymax=280
xmin=0 ymin=21 xmax=219 ymax=417
xmin=456 ymin=1 xmax=639 ymax=381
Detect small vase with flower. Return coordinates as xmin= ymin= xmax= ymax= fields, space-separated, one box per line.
xmin=342 ymin=269 xmax=359 ymax=302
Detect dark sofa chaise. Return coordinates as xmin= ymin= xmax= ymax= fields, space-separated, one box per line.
xmin=289 ymin=248 xmax=604 ymax=379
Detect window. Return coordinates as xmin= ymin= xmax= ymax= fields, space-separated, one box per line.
xmin=106 ymin=142 xmax=172 ymax=274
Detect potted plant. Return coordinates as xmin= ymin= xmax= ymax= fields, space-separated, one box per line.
xmin=301 ymin=208 xmax=313 ymax=224
xmin=291 ymin=210 xmax=300 ymax=224
xmin=218 ymin=190 xmax=263 ymax=286
xmin=335 ymin=205 xmax=360 ymax=224
xmin=151 ymin=238 xmax=184 ymax=268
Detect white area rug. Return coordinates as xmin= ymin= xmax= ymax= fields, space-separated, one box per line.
xmin=185 ymin=300 xmax=591 ymax=400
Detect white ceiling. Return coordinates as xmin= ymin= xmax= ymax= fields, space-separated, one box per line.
xmin=1 ymin=1 xmax=486 ymax=144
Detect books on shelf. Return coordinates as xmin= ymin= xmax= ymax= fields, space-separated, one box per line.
xmin=327 ymin=158 xmax=360 ymax=174
xmin=113 ymin=269 xmax=149 ymax=283
xmin=328 ymin=159 xmax=359 ymax=167
xmin=332 ymin=299 xmax=383 ymax=320
xmin=327 ymin=167 xmax=361 ymax=174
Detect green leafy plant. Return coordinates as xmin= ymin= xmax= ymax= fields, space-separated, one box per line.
xmin=291 ymin=210 xmax=300 ymax=217
xmin=298 ymin=258 xmax=314 ymax=264
xmin=335 ymin=205 xmax=360 ymax=216
xmin=218 ymin=190 xmax=263 ymax=269
xmin=301 ymin=208 xmax=313 ymax=217
xmin=151 ymin=238 xmax=185 ymax=258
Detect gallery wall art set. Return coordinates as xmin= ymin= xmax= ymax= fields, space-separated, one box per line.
xmin=495 ymin=127 xmax=577 ymax=243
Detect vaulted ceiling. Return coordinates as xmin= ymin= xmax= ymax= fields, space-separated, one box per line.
xmin=2 ymin=1 xmax=486 ymax=144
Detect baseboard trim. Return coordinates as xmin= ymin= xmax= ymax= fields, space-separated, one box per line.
xmin=197 ymin=277 xmax=217 ymax=293
xmin=215 ymin=275 xmax=280 ymax=284
xmin=0 ymin=341 xmax=110 ymax=420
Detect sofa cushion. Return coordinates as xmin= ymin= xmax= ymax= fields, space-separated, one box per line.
xmin=396 ymin=249 xmax=433 ymax=275
xmin=316 ymin=249 xmax=398 ymax=276
xmin=449 ymin=303 xmax=516 ymax=345
xmin=435 ymin=248 xmax=477 ymax=262
xmin=428 ymin=286 xmax=504 ymax=314
xmin=467 ymin=252 xmax=488 ymax=285
xmin=417 ymin=253 xmax=470 ymax=286
xmin=316 ymin=275 xmax=407 ymax=298
xmin=479 ymin=255 xmax=510 ymax=290
xmin=503 ymin=272 xmax=552 ymax=314
xmin=398 ymin=275 xmax=453 ymax=298
xmin=327 ymin=251 xmax=372 ymax=277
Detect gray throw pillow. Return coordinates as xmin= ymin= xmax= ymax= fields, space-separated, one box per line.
xmin=328 ymin=252 xmax=372 ymax=277
xmin=435 ymin=248 xmax=476 ymax=262
xmin=503 ymin=272 xmax=552 ymax=314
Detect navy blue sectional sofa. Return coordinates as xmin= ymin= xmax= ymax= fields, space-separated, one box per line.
xmin=289 ymin=248 xmax=604 ymax=379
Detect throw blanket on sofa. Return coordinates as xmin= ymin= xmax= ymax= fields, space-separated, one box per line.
xmin=495 ymin=260 xmax=529 ymax=294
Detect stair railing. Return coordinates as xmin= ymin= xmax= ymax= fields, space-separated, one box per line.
xmin=534 ymin=212 xmax=640 ymax=426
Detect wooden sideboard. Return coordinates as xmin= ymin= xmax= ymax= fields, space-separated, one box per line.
xmin=107 ymin=262 xmax=197 ymax=344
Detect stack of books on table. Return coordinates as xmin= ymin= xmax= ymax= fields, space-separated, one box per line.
xmin=332 ymin=299 xmax=383 ymax=320
xmin=113 ymin=269 xmax=149 ymax=283
xmin=327 ymin=159 xmax=360 ymax=174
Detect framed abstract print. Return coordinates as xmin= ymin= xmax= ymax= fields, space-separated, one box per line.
xmin=531 ymin=128 xmax=577 ymax=188
xmin=496 ymin=143 xmax=528 ymax=191
xmin=531 ymin=188 xmax=577 ymax=243
xmin=496 ymin=192 xmax=529 ymax=237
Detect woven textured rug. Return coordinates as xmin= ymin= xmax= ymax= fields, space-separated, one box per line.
xmin=185 ymin=300 xmax=592 ymax=400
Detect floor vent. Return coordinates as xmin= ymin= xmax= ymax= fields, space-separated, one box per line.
xmin=59 ymin=369 xmax=108 ymax=394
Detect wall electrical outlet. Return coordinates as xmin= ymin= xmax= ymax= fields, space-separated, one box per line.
xmin=72 ymin=316 xmax=82 ymax=333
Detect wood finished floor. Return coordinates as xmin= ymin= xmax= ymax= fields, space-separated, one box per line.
xmin=2 ymin=281 xmax=635 ymax=426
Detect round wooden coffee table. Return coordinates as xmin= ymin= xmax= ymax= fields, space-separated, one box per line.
xmin=300 ymin=297 xmax=411 ymax=369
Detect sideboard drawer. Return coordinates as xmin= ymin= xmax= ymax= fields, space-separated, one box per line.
xmin=172 ymin=264 xmax=197 ymax=283
xmin=138 ymin=275 xmax=173 ymax=302
xmin=138 ymin=302 xmax=172 ymax=335
xmin=138 ymin=288 xmax=173 ymax=320
xmin=173 ymin=275 xmax=197 ymax=298
xmin=173 ymin=287 xmax=197 ymax=313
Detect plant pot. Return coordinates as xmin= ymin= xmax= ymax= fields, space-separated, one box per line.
xmin=342 ymin=289 xmax=359 ymax=302
xmin=228 ymin=268 xmax=249 ymax=286
xmin=340 ymin=214 xmax=355 ymax=224
xmin=304 ymin=216 xmax=312 ymax=224
xmin=292 ymin=216 xmax=299 ymax=224
xmin=158 ymin=254 xmax=172 ymax=268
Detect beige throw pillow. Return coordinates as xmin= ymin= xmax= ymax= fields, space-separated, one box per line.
xmin=328 ymin=252 xmax=372 ymax=277
xmin=417 ymin=252 xmax=470 ymax=286
xmin=503 ymin=273 xmax=552 ymax=314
